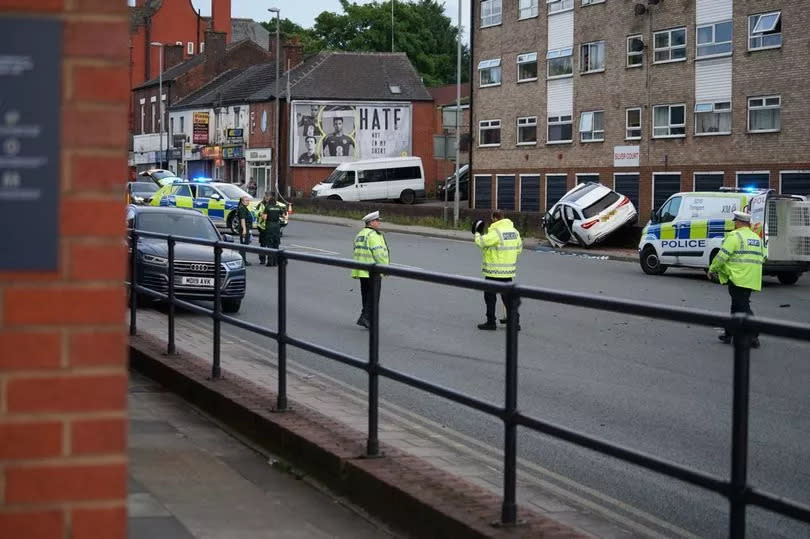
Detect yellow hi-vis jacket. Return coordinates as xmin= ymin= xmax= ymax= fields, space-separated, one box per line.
xmin=351 ymin=227 xmax=389 ymax=279
xmin=475 ymin=218 xmax=523 ymax=278
xmin=708 ymin=226 xmax=765 ymax=291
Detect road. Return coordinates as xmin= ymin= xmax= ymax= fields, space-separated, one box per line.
xmin=179 ymin=219 xmax=810 ymax=538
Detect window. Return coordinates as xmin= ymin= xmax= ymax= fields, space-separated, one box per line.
xmin=478 ymin=58 xmax=501 ymax=87
xmin=517 ymin=116 xmax=537 ymax=145
xmin=749 ymin=11 xmax=781 ymax=50
xmin=359 ymin=169 xmax=386 ymax=183
xmin=519 ymin=0 xmax=538 ymax=19
xmin=547 ymin=0 xmax=573 ymax=14
xmin=187 ymin=41 xmax=194 ymax=55
xmin=657 ymin=196 xmax=682 ymax=223
xmin=580 ymin=41 xmax=605 ymax=73
xmin=626 ymin=107 xmax=641 ymax=139
xmin=627 ymin=35 xmax=643 ymax=67
xmin=179 ymin=116 xmax=185 ymax=134
xmin=481 ymin=0 xmax=502 ymax=27
xmin=170 ymin=117 xmax=174 ymax=137
xmin=170 ymin=185 xmax=192 ymax=197
xmin=748 ymin=95 xmax=781 ymax=132
xmin=151 ymin=104 xmax=156 ymax=134
xmin=695 ymin=101 xmax=731 ymax=135
xmin=200 ymin=42 xmax=205 ymax=52
xmin=547 ymin=48 xmax=573 ymax=78
xmin=139 ymin=101 xmax=145 ymax=134
xmin=579 ymin=111 xmax=604 ymax=142
xmin=653 ymin=27 xmax=686 ymax=63
xmin=582 ymin=0 xmax=604 ymax=5
xmin=479 ymin=119 xmax=501 ymax=146
xmin=548 ymin=115 xmax=572 ymax=143
xmin=517 ymin=52 xmax=538 ymax=82
xmin=387 ymin=166 xmax=422 ymax=180
xmin=697 ymin=21 xmax=732 ymax=58
xmin=653 ymin=104 xmax=685 ymax=137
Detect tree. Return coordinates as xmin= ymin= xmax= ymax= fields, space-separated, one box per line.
xmin=260 ymin=18 xmax=323 ymax=57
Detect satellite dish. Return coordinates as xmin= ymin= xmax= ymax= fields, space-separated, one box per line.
xmin=634 ymin=4 xmax=647 ymax=15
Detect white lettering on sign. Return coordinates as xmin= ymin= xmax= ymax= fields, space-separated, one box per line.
xmin=614 ymin=145 xmax=640 ymax=167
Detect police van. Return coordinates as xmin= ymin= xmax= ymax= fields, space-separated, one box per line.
xmin=638 ymin=188 xmax=810 ymax=284
xmin=311 ymin=157 xmax=425 ymax=204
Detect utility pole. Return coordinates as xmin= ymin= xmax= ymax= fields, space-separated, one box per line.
xmin=452 ymin=1 xmax=462 ymax=227
xmin=149 ymin=42 xmax=164 ymax=169
xmin=269 ymin=7 xmax=281 ymax=198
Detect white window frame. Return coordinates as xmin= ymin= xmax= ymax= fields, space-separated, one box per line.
xmin=151 ymin=103 xmax=157 ymax=134
xmin=625 ymin=107 xmax=641 ymax=140
xmin=200 ymin=42 xmax=205 ymax=52
xmin=481 ymin=0 xmax=503 ymax=28
xmin=516 ymin=52 xmax=538 ymax=82
xmin=735 ymin=171 xmax=770 ymax=189
xmin=579 ymin=110 xmax=604 ymax=142
xmin=692 ymin=171 xmax=724 ymax=191
xmin=547 ymin=0 xmax=573 ymax=14
xmin=747 ymin=95 xmax=781 ymax=133
xmin=547 ymin=115 xmax=573 ymax=144
xmin=652 ymin=172 xmax=682 ymax=210
xmin=175 ymin=41 xmax=182 ymax=46
xmin=518 ymin=0 xmax=539 ymax=20
xmin=778 ymin=170 xmax=810 ymax=195
xmin=545 ymin=173 xmax=569 ymax=210
xmin=653 ymin=27 xmax=687 ymax=64
xmin=546 ymin=47 xmax=573 ymax=79
xmin=627 ymin=34 xmax=643 ymax=68
xmin=694 ymin=101 xmax=731 ymax=136
xmin=518 ymin=174 xmax=541 ymax=212
xmin=582 ymin=0 xmax=605 ymax=5
xmin=748 ymin=11 xmax=782 ymax=51
xmin=187 ymin=41 xmax=194 ymax=55
xmin=696 ymin=21 xmax=732 ymax=59
xmin=516 ymin=116 xmax=538 ymax=145
xmin=652 ymin=104 xmax=686 ymax=138
xmin=478 ymin=119 xmax=502 ymax=147
xmin=477 ymin=58 xmax=502 ymax=87
xmin=580 ymin=41 xmax=605 ymax=74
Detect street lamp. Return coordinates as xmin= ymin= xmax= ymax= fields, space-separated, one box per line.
xmin=268 ymin=7 xmax=280 ymax=199
xmin=149 ymin=42 xmax=165 ymax=170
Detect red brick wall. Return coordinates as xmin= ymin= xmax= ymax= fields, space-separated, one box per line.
xmin=0 ymin=3 xmax=130 ymax=538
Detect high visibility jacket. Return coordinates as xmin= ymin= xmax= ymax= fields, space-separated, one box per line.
xmin=475 ymin=218 xmax=522 ymax=278
xmin=256 ymin=201 xmax=283 ymax=230
xmin=351 ymin=227 xmax=389 ymax=279
xmin=708 ymin=226 xmax=765 ymax=291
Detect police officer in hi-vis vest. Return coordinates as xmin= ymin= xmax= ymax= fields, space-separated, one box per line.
xmin=351 ymin=211 xmax=389 ymax=329
xmin=473 ymin=210 xmax=523 ymax=330
xmin=256 ymin=191 xmax=285 ymax=267
xmin=708 ymin=210 xmax=765 ymax=348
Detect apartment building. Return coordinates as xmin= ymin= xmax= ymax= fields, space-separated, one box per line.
xmin=470 ymin=0 xmax=810 ymax=218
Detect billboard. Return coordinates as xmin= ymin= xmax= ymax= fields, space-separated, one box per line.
xmin=290 ymin=101 xmax=412 ymax=166
xmin=192 ymin=112 xmax=209 ymax=144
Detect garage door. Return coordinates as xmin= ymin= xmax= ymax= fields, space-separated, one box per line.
xmin=545 ymin=175 xmax=567 ymax=210
xmin=497 ymin=175 xmax=515 ymax=210
xmin=474 ymin=175 xmax=492 ymax=209
xmin=653 ymin=174 xmax=681 ymax=212
xmin=737 ymin=172 xmax=769 ymax=191
xmin=694 ymin=173 xmax=724 ymax=192
xmin=520 ymin=175 xmax=540 ymax=212
xmin=781 ymin=172 xmax=810 ymax=196
xmin=614 ymin=174 xmax=639 ymax=213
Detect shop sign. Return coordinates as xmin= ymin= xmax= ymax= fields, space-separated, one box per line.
xmin=193 ymin=112 xmax=209 ymax=144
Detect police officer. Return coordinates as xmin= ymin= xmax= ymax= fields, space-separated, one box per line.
xmin=256 ymin=192 xmax=284 ymax=266
xmin=473 ymin=210 xmax=523 ymax=330
xmin=351 ymin=211 xmax=389 ymax=329
xmin=236 ymin=195 xmax=253 ymax=266
xmin=708 ymin=210 xmax=765 ymax=348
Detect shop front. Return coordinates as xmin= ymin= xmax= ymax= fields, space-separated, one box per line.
xmin=245 ymin=147 xmax=272 ymax=196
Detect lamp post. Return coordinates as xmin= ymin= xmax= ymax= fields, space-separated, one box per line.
xmin=268 ymin=7 xmax=280 ymax=198
xmin=149 ymin=42 xmax=165 ymax=169
xmin=452 ymin=1 xmax=462 ymax=226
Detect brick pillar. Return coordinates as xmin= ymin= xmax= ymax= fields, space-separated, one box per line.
xmin=0 ymin=2 xmax=130 ymax=538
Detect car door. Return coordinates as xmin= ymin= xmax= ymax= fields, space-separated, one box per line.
xmin=162 ymin=184 xmax=194 ymax=209
xmin=191 ymin=184 xmax=214 ymax=218
xmin=357 ymin=168 xmax=387 ymax=200
xmin=563 ymin=204 xmax=585 ymax=245
xmin=331 ymin=171 xmax=359 ymax=201
xmin=544 ymin=205 xmax=572 ymax=247
xmin=206 ymin=185 xmax=227 ymax=221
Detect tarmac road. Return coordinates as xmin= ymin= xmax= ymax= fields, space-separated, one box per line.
xmin=179 ymin=219 xmax=810 ymax=538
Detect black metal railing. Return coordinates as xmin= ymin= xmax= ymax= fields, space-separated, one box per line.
xmin=126 ymin=229 xmax=810 ymax=537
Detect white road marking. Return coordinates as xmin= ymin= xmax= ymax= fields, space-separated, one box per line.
xmin=388 ymin=262 xmax=424 ymax=270
xmin=285 ymin=243 xmax=340 ymax=255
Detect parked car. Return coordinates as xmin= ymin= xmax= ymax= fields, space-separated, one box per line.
xmin=126 ymin=181 xmax=159 ymax=205
xmin=311 ymin=157 xmax=425 ymax=204
xmin=127 ymin=205 xmax=246 ymax=313
xmin=436 ymin=164 xmax=469 ymax=201
xmin=139 ymin=169 xmax=177 ymax=184
xmin=543 ymin=182 xmax=637 ymax=247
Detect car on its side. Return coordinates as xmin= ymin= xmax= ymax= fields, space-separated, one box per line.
xmin=126 ymin=181 xmax=159 ymax=205
xmin=543 ymin=182 xmax=637 ymax=247
xmin=127 ymin=205 xmax=246 ymax=313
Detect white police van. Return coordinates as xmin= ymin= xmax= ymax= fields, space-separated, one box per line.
xmin=638 ymin=188 xmax=810 ymax=284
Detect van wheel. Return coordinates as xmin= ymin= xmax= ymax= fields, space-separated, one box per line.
xmin=705 ymin=249 xmax=720 ymax=273
xmin=327 ymin=195 xmax=342 ymax=201
xmin=400 ymin=189 xmax=416 ymax=205
xmin=640 ymin=245 xmax=667 ymax=275
xmin=777 ymin=272 xmax=800 ymax=285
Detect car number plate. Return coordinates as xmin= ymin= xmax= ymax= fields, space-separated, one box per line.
xmin=181 ymin=276 xmax=214 ymax=287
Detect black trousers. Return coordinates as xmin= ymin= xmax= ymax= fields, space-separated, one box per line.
xmin=258 ymin=226 xmax=281 ymax=264
xmin=359 ymin=277 xmax=381 ymax=319
xmin=239 ymin=232 xmax=250 ymax=262
xmin=728 ymin=282 xmax=756 ymax=337
xmin=484 ymin=276 xmax=518 ymax=323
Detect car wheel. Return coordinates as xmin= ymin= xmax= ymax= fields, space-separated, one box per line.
xmin=222 ymin=299 xmax=241 ymax=313
xmin=400 ymin=189 xmax=416 ymax=204
xmin=777 ymin=272 xmax=800 ymax=285
xmin=227 ymin=212 xmax=240 ymax=235
xmin=640 ymin=245 xmax=667 ymax=275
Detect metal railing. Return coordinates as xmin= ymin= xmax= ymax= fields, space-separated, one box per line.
xmin=127 ymin=229 xmax=810 ymax=537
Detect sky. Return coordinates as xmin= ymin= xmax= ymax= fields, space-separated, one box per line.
xmin=188 ymin=0 xmax=470 ymax=44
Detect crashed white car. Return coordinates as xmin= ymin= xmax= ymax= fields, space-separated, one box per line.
xmin=543 ymin=182 xmax=637 ymax=247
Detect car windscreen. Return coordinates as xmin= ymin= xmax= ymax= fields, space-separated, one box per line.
xmin=323 ymin=168 xmax=345 ymax=184
xmin=215 ymin=184 xmax=251 ymax=200
xmin=131 ymin=183 xmax=159 ymax=194
xmin=136 ymin=212 xmax=219 ymax=241
xmin=561 ymin=183 xmax=602 ymax=204
xmin=582 ymin=191 xmax=620 ymax=219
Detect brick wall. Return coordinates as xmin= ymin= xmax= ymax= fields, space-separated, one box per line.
xmin=0 ymin=2 xmax=130 ymax=538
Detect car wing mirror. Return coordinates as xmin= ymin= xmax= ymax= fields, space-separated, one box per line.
xmin=649 ymin=209 xmax=658 ymax=224
xmin=210 ymin=193 xmax=221 ymax=200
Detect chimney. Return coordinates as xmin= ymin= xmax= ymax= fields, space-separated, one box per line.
xmin=211 ymin=0 xmax=231 ymax=44
xmin=164 ymin=44 xmax=184 ymax=69
xmin=283 ymin=36 xmax=304 ymax=70
xmin=203 ymin=30 xmax=227 ymax=79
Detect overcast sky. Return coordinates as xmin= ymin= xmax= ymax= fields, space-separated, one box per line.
xmin=189 ymin=0 xmax=470 ymax=44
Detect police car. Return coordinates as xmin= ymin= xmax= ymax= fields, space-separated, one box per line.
xmin=150 ymin=178 xmax=260 ymax=234
xmin=638 ymin=188 xmax=810 ymax=284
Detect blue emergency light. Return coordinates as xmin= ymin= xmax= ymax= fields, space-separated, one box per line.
xmin=191 ymin=177 xmax=213 ymax=183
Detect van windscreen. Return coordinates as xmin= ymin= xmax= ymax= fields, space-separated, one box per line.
xmin=323 ymin=168 xmax=344 ymax=184
xmin=582 ymin=192 xmax=620 ymax=218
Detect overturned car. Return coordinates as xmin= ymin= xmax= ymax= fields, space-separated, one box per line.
xmin=543 ymin=182 xmax=637 ymax=247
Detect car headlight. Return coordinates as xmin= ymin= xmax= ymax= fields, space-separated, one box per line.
xmin=142 ymin=254 xmax=168 ymax=266
xmin=224 ymin=259 xmax=244 ymax=270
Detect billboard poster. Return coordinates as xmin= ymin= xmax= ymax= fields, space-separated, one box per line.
xmin=192 ymin=112 xmax=209 ymax=144
xmin=290 ymin=101 xmax=411 ymax=166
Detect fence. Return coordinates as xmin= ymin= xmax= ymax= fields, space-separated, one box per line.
xmin=127 ymin=229 xmax=810 ymax=537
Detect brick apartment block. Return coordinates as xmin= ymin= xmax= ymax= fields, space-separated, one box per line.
xmin=470 ymin=0 xmax=810 ymax=218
